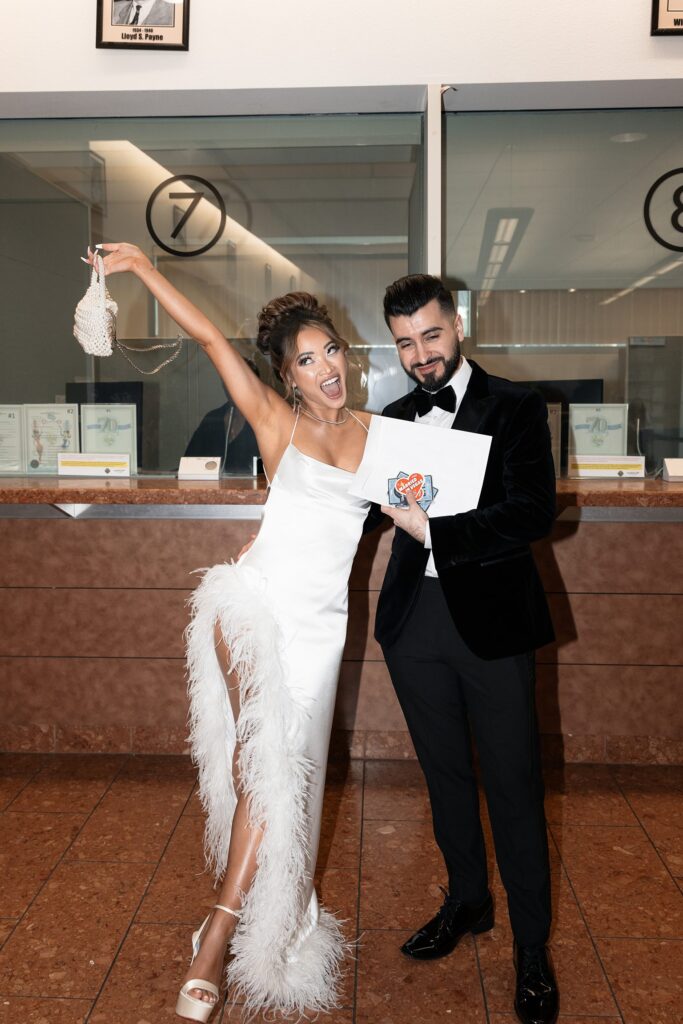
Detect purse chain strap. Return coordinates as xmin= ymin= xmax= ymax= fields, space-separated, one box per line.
xmin=115 ymin=336 xmax=184 ymax=375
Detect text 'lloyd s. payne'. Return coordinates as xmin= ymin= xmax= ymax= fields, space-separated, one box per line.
xmin=120 ymin=28 xmax=166 ymax=41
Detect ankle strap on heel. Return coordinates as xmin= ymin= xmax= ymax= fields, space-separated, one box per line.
xmin=213 ymin=903 xmax=241 ymax=919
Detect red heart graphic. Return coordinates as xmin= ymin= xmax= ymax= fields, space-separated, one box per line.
xmin=395 ymin=472 xmax=425 ymax=502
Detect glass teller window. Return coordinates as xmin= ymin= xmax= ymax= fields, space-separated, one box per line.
xmin=444 ymin=108 xmax=683 ymax=473
xmin=0 ymin=114 xmax=423 ymax=474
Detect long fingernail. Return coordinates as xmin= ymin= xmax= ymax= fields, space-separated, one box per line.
xmin=95 ymin=244 xmax=104 ymax=249
xmin=80 ymin=257 xmax=90 ymax=263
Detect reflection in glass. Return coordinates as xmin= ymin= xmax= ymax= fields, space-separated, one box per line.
xmin=0 ymin=114 xmax=422 ymax=473
xmin=445 ymin=108 xmax=683 ymax=473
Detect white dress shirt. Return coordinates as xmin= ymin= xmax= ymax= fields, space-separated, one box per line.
xmin=415 ymin=357 xmax=472 ymax=577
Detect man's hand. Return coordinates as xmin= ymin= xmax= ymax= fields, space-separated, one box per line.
xmin=381 ymin=490 xmax=428 ymax=544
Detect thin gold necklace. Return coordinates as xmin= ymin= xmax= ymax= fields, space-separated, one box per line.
xmin=298 ymin=403 xmax=350 ymax=426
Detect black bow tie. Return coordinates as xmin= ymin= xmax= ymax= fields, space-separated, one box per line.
xmin=414 ymin=386 xmax=456 ymax=417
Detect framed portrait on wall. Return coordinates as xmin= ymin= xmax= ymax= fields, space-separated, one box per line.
xmin=97 ymin=0 xmax=190 ymax=51
xmin=651 ymin=1 xmax=683 ymax=35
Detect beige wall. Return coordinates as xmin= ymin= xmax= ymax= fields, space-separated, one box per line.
xmin=0 ymin=515 xmax=681 ymax=764
xmin=2 ymin=1 xmax=680 ymax=100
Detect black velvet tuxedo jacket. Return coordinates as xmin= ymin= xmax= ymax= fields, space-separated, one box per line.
xmin=368 ymin=359 xmax=556 ymax=660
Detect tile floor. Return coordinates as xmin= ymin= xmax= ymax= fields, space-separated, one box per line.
xmin=0 ymin=753 xmax=681 ymax=1023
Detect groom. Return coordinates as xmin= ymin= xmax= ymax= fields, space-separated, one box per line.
xmin=367 ymin=274 xmax=559 ymax=1024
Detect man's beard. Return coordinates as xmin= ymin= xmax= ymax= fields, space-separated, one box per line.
xmin=406 ymin=348 xmax=461 ymax=393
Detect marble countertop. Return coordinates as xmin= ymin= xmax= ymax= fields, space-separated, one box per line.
xmin=0 ymin=475 xmax=682 ymax=508
xmin=554 ymin=477 xmax=683 ymax=509
xmin=0 ymin=475 xmax=269 ymax=505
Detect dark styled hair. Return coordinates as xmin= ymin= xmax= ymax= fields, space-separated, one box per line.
xmin=257 ymin=292 xmax=348 ymax=397
xmin=383 ymin=274 xmax=455 ymax=327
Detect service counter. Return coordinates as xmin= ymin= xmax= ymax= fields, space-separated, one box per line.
xmin=0 ymin=475 xmax=682 ymax=510
xmin=1 ymin=477 xmax=681 ymax=765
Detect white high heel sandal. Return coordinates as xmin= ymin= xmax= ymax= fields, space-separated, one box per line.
xmin=175 ymin=903 xmax=241 ymax=1023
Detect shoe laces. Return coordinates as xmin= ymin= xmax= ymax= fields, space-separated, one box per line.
xmin=518 ymin=946 xmax=552 ymax=993
xmin=437 ymin=884 xmax=462 ymax=920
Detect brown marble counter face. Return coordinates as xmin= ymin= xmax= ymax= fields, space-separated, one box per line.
xmin=0 ymin=475 xmax=682 ymax=508
xmin=0 ymin=475 xmax=268 ymax=506
xmin=556 ymin=478 xmax=683 ymax=509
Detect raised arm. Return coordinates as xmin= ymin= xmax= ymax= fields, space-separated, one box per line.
xmin=90 ymin=243 xmax=286 ymax=432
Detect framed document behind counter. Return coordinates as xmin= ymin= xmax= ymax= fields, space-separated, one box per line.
xmin=66 ymin=382 xmax=144 ymax=470
xmin=24 ymin=404 xmax=79 ymax=474
xmin=0 ymin=405 xmax=24 ymax=474
xmin=521 ymin=378 xmax=604 ymax=472
xmin=81 ymin=404 xmax=138 ymax=474
xmin=568 ymin=404 xmax=628 ymax=456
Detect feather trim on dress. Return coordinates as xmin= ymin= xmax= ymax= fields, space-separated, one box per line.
xmin=185 ymin=561 xmax=345 ymax=1018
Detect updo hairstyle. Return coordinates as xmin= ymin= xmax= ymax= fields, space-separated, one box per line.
xmin=256 ymin=292 xmax=348 ymax=398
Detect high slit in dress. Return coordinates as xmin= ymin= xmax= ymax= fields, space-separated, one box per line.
xmin=185 ymin=409 xmax=370 ymax=1017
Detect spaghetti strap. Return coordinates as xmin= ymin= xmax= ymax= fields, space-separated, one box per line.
xmin=348 ymin=410 xmax=369 ymax=433
xmin=289 ymin=405 xmax=301 ymax=444
xmin=263 ymin=407 xmax=300 ymax=487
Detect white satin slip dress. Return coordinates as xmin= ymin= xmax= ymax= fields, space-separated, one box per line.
xmin=185 ymin=409 xmax=370 ymax=1017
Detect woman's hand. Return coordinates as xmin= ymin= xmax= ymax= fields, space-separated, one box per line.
xmin=84 ymin=242 xmax=153 ymax=277
xmin=79 ymin=240 xmax=283 ymax=440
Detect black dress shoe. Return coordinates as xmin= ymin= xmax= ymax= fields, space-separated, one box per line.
xmin=400 ymin=887 xmax=494 ymax=960
xmin=514 ymin=942 xmax=559 ymax=1024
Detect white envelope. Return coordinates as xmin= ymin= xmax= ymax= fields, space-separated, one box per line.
xmin=349 ymin=415 xmax=492 ymax=516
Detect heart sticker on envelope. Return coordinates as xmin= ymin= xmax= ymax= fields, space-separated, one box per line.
xmin=388 ymin=471 xmax=438 ymax=512
xmin=394 ymin=472 xmax=425 ymax=502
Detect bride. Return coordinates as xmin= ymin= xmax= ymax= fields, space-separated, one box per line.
xmin=87 ymin=243 xmax=372 ymax=1021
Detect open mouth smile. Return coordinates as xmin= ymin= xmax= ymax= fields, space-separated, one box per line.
xmin=320 ymin=375 xmax=342 ymax=398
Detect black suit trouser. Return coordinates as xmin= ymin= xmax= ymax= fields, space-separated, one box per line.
xmin=382 ymin=577 xmax=551 ymax=947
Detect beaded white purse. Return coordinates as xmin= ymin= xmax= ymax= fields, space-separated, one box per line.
xmin=73 ymin=255 xmax=118 ymax=357
xmin=73 ymin=254 xmax=184 ymax=373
